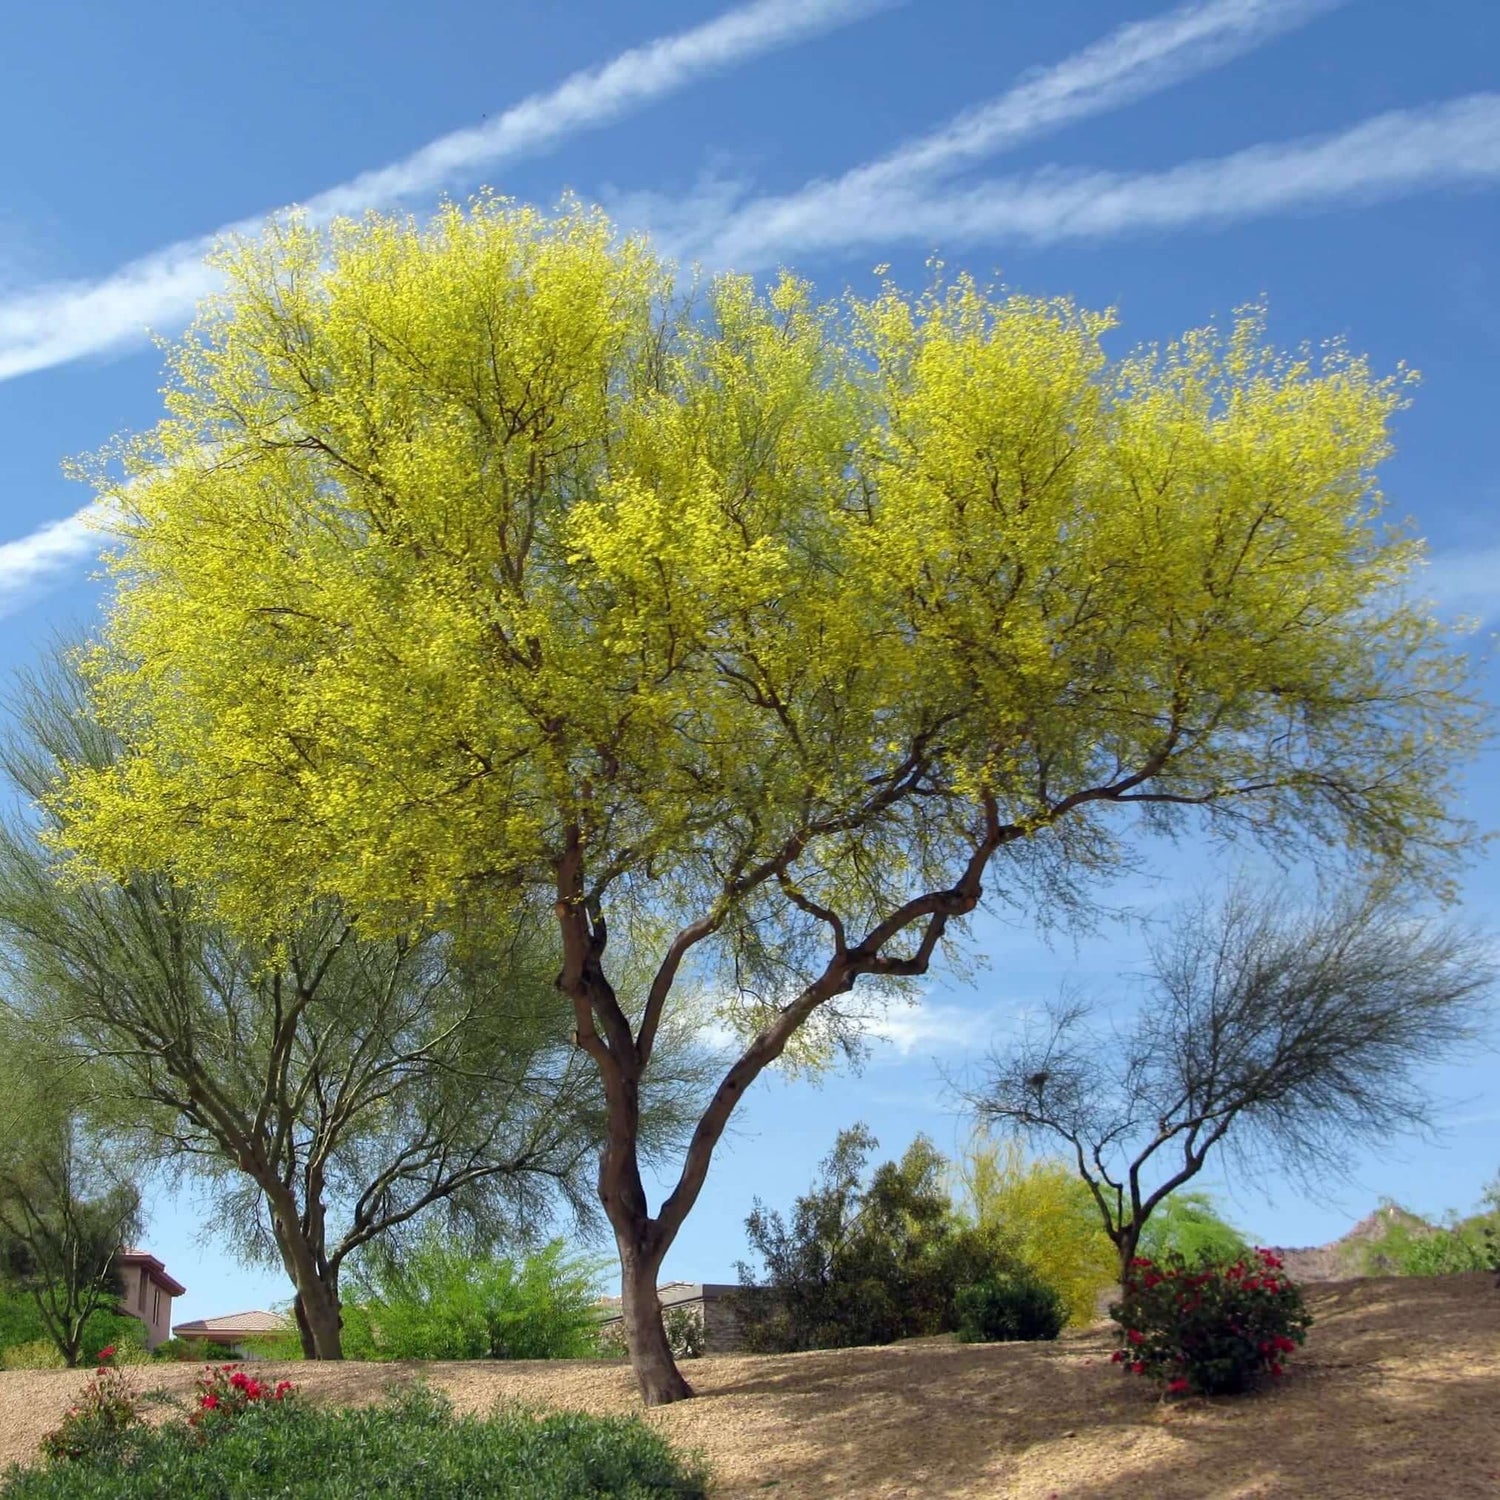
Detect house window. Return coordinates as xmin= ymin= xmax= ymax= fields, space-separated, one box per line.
xmin=138 ymin=1272 xmax=147 ymax=1311
xmin=153 ymin=1287 xmax=161 ymax=1323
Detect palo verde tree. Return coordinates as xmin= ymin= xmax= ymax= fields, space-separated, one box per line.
xmin=46 ymin=199 xmax=1484 ymax=1401
xmin=0 ymin=1023 xmax=142 ymax=1367
xmin=0 ymin=658 xmax=703 ymax=1360
xmin=974 ymin=881 xmax=1493 ymax=1287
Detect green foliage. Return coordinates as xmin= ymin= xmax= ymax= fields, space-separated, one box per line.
xmin=734 ymin=1125 xmax=1018 ymax=1352
xmin=662 ymin=1306 xmax=704 ymax=1360
xmin=1358 ymin=1187 xmax=1500 ymax=1277
xmin=146 ymin=1338 xmax=196 ymax=1363
xmin=0 ymin=1342 xmax=65 ymax=1371
xmin=37 ymin=1363 xmax=146 ymax=1465
xmin=1110 ymin=1249 xmax=1312 ymax=1397
xmin=954 ymin=1276 xmax=1066 ymax=1343
xmin=78 ymin=1314 xmax=149 ymax=1367
xmin=5 ymin=1384 xmax=708 ymax=1499
xmin=341 ymin=1235 xmax=606 ymax=1362
xmin=954 ymin=1133 xmax=1115 ymax=1326
xmin=1137 ymin=1192 xmax=1252 ymax=1267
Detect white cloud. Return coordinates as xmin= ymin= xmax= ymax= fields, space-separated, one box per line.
xmin=651 ymin=0 xmax=1345 ymax=264
xmin=0 ymin=0 xmax=894 ymax=385
xmin=847 ymin=93 xmax=1500 ymax=249
xmin=1421 ymin=544 xmax=1500 ymax=625
xmin=0 ymin=502 xmax=110 ymax=620
xmin=866 ymin=999 xmax=1000 ymax=1057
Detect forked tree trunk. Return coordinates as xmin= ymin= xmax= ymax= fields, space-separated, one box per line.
xmin=292 ymin=1276 xmax=344 ymax=1360
xmin=618 ymin=1239 xmax=691 ymax=1406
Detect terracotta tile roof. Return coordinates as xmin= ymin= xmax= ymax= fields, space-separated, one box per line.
xmin=114 ymin=1249 xmax=187 ymax=1297
xmin=173 ymin=1310 xmax=292 ymax=1339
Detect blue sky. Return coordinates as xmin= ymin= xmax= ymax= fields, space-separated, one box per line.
xmin=1 ymin=0 xmax=1497 ymax=1323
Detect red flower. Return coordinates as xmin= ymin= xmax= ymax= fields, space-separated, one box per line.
xmin=1127 ymin=1329 xmax=1144 ymax=1345
xmin=1110 ymin=1350 xmax=1126 ymax=1364
xmin=274 ymin=1380 xmax=294 ymax=1398
xmin=1130 ymin=1257 xmax=1154 ymax=1269
xmin=1130 ymin=1361 xmax=1145 ymax=1375
xmin=1166 ymin=1378 xmax=1191 ymax=1395
xmin=200 ymin=1393 xmax=220 ymax=1411
xmin=1274 ymin=1335 xmax=1297 ymax=1354
xmin=1269 ymin=1362 xmax=1284 ymax=1378
xmin=96 ymin=1346 xmax=116 ymax=1363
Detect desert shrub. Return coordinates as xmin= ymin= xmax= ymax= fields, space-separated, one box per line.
xmin=1358 ymin=1189 xmax=1500 ymax=1277
xmin=663 ymin=1305 xmax=704 ymax=1360
xmin=341 ymin=1233 xmax=605 ymax=1361
xmin=148 ymin=1338 xmax=196 ymax=1363
xmin=79 ymin=1315 xmax=150 ymax=1367
xmin=36 ymin=1361 xmax=145 ymax=1465
xmin=1 ymin=1341 xmax=65 ymax=1371
xmin=735 ymin=1126 xmax=1018 ymax=1353
xmin=954 ymin=1276 xmax=1066 ymax=1343
xmin=1137 ymin=1191 xmax=1251 ymax=1268
xmin=186 ymin=1365 xmax=296 ymax=1438
xmin=953 ymin=1134 xmax=1115 ymax=1326
xmin=1110 ymin=1248 xmax=1311 ymax=1396
xmin=4 ymin=1384 xmax=708 ymax=1498
xmin=0 ymin=1292 xmax=48 ymax=1360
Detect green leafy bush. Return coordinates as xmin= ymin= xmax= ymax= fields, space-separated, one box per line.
xmin=36 ymin=1362 xmax=145 ymax=1465
xmin=186 ymin=1365 xmax=296 ymax=1439
xmin=341 ymin=1235 xmax=606 ymax=1361
xmin=148 ymin=1338 xmax=196 ymax=1363
xmin=4 ymin=1384 xmax=708 ymax=1499
xmin=78 ymin=1315 xmax=150 ymax=1367
xmin=1110 ymin=1249 xmax=1312 ymax=1396
xmin=735 ymin=1126 xmax=1019 ymax=1352
xmin=662 ymin=1306 xmax=704 ymax=1360
xmin=1137 ymin=1192 xmax=1251 ymax=1268
xmin=0 ymin=1341 xmax=65 ymax=1371
xmin=1358 ymin=1190 xmax=1500 ymax=1277
xmin=954 ymin=1276 xmax=1066 ymax=1343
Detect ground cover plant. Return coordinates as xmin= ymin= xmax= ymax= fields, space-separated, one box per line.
xmin=2 ymin=1383 xmax=709 ymax=1499
xmin=1110 ymin=1247 xmax=1311 ymax=1396
xmin=48 ymin=196 xmax=1486 ymax=1402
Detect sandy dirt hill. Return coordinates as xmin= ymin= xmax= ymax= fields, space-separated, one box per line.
xmin=2 ymin=1272 xmax=1496 ymax=1498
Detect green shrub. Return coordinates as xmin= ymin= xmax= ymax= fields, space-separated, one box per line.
xmin=1138 ymin=1191 xmax=1252 ymax=1268
xmin=79 ymin=1316 xmax=150 ymax=1367
xmin=341 ymin=1234 xmax=606 ymax=1361
xmin=0 ymin=1341 xmax=65 ymax=1371
xmin=4 ymin=1384 xmax=708 ymax=1499
xmin=954 ymin=1276 xmax=1066 ymax=1343
xmin=1110 ymin=1248 xmax=1312 ymax=1397
xmin=148 ymin=1338 xmax=196 ymax=1363
xmin=663 ymin=1306 xmax=704 ymax=1360
xmin=36 ymin=1364 xmax=145 ymax=1465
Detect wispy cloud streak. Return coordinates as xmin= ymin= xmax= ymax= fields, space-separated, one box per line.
xmin=864 ymin=93 xmax=1500 ymax=248
xmin=0 ymin=0 xmax=892 ymax=385
xmin=689 ymin=0 xmax=1344 ymax=264
xmin=0 ymin=504 xmax=107 ymax=620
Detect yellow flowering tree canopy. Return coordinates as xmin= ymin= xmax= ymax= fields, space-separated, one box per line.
xmin=46 ymin=197 xmax=1483 ymax=1401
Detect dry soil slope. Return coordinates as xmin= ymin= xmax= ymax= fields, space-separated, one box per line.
xmin=1 ymin=1273 xmax=1496 ymax=1498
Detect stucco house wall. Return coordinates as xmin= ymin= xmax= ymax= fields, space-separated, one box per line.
xmin=114 ymin=1250 xmax=186 ymax=1351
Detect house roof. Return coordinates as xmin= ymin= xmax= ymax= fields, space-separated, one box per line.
xmin=173 ymin=1310 xmax=292 ymax=1339
xmin=115 ymin=1249 xmax=187 ymax=1297
xmin=594 ymin=1283 xmax=749 ymax=1321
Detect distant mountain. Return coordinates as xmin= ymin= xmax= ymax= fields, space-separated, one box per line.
xmin=1269 ymin=1203 xmax=1439 ymax=1282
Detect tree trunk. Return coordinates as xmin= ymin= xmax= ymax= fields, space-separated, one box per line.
xmin=619 ymin=1240 xmax=691 ymax=1406
xmin=296 ymin=1275 xmax=344 ymax=1360
xmin=1117 ymin=1223 xmax=1143 ymax=1293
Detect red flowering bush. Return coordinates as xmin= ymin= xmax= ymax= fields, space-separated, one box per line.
xmin=1109 ymin=1248 xmax=1311 ymax=1396
xmin=38 ymin=1352 xmax=145 ymax=1463
xmin=188 ymin=1364 xmax=296 ymax=1438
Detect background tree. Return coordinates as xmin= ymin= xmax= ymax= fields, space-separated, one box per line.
xmin=0 ymin=1028 xmax=141 ymax=1368
xmin=1136 ymin=1190 xmax=1251 ymax=1266
xmin=0 ymin=660 xmax=704 ymax=1360
xmin=974 ymin=881 xmax=1492 ymax=1286
xmin=952 ymin=1132 xmax=1116 ymax=1326
xmin=48 ymin=200 xmax=1485 ymax=1401
xmin=732 ymin=1124 xmax=1008 ymax=1352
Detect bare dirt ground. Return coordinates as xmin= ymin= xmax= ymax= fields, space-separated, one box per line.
xmin=2 ymin=1272 xmax=1496 ymax=1498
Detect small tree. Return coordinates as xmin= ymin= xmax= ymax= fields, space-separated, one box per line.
xmin=0 ymin=659 xmax=705 ymax=1360
xmin=952 ymin=1133 xmax=1116 ymax=1326
xmin=1137 ymin=1191 xmax=1251 ymax=1265
xmin=0 ymin=1039 xmax=141 ymax=1368
xmin=975 ymin=881 xmax=1492 ymax=1286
